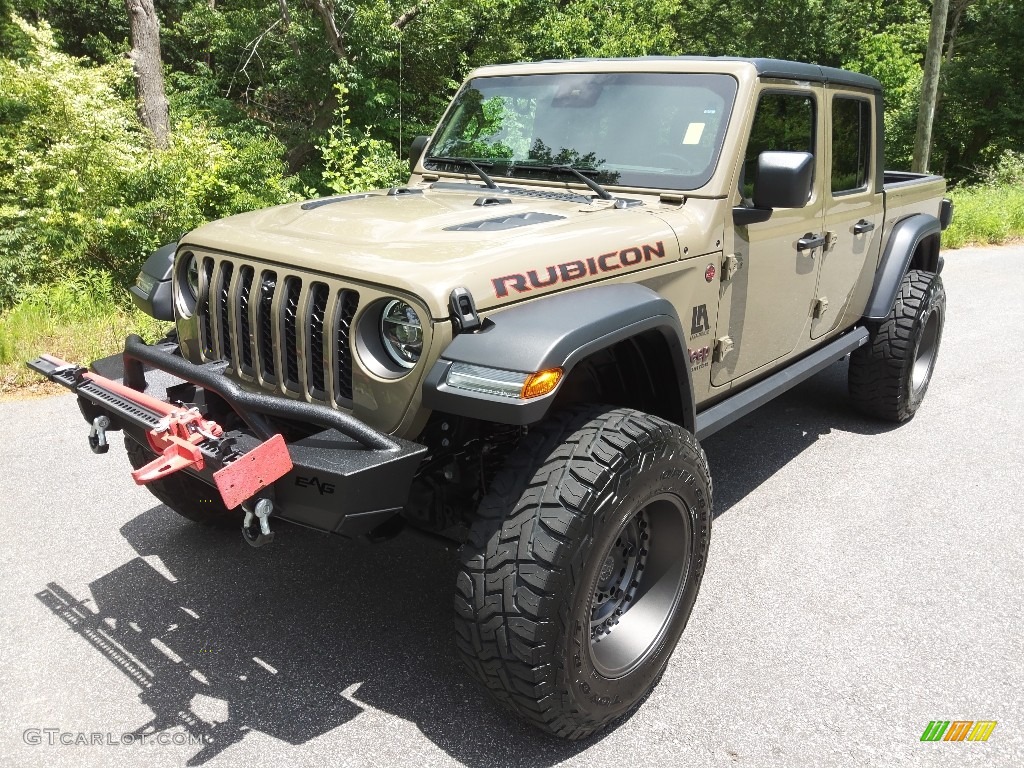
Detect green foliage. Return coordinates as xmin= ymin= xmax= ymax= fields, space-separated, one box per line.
xmin=319 ymin=87 xmax=407 ymax=194
xmin=0 ymin=0 xmax=31 ymax=56
xmin=0 ymin=17 xmax=298 ymax=307
xmin=943 ymin=183 xmax=1024 ymax=249
xmin=933 ymin=0 xmax=1024 ymax=181
xmin=0 ymin=270 xmax=166 ymax=393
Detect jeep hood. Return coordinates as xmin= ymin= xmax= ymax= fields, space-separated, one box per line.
xmin=180 ymin=185 xmax=710 ymax=319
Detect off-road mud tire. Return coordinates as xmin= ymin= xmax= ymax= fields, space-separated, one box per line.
xmin=454 ymin=405 xmax=712 ymax=739
xmin=849 ymin=269 xmax=946 ymax=421
xmin=125 ymin=435 xmax=241 ymax=527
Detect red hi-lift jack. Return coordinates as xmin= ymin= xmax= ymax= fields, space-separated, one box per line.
xmin=38 ymin=355 xmax=293 ymax=512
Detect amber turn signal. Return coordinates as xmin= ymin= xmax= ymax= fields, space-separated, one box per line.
xmin=521 ymin=368 xmax=563 ymax=399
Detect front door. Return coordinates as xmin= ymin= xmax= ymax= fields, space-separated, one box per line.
xmin=713 ymin=86 xmax=825 ymax=386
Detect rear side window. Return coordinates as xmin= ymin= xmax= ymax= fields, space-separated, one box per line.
xmin=831 ymin=97 xmax=872 ymax=193
xmin=741 ymin=92 xmax=815 ymax=199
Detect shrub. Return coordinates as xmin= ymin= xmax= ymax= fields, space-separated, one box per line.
xmin=0 ymin=17 xmax=299 ymax=308
xmin=943 ymin=184 xmax=1024 ymax=249
xmin=0 ymin=270 xmax=166 ymax=394
xmin=319 ymin=86 xmax=408 ymax=195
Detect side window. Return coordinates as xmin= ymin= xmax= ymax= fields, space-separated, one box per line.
xmin=831 ymin=97 xmax=872 ymax=193
xmin=742 ymin=92 xmax=815 ymax=200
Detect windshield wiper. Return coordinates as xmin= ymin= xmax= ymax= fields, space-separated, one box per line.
xmin=514 ymin=163 xmax=614 ymax=201
xmin=426 ymin=156 xmax=497 ymax=189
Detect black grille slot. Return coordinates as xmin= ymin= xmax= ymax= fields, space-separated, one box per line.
xmin=191 ymin=258 xmax=361 ymax=406
xmin=198 ymin=257 xmax=215 ymax=357
xmin=257 ymin=271 xmax=277 ymax=381
xmin=237 ymin=266 xmax=255 ymax=371
xmin=217 ymin=261 xmax=234 ymax=362
xmin=282 ymin=277 xmax=302 ymax=389
xmin=307 ymin=282 xmax=329 ymax=396
xmin=334 ymin=290 xmax=359 ymax=403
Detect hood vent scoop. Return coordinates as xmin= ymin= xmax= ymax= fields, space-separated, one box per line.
xmin=474 ymin=196 xmax=512 ymax=207
xmin=444 ymin=211 xmax=565 ymax=232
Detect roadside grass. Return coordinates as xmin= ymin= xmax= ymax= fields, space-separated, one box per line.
xmin=944 ymin=184 xmax=1024 ymax=248
xmin=0 ymin=273 xmax=167 ymax=398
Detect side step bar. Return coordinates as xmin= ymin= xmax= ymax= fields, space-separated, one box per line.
xmin=695 ymin=327 xmax=869 ymax=440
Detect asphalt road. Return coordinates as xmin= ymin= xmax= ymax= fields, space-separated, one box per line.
xmin=1 ymin=245 xmax=1021 ymax=768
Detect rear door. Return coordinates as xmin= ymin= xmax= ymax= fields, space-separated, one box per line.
xmin=811 ymin=88 xmax=883 ymax=339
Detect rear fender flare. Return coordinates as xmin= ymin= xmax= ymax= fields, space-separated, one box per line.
xmin=864 ymin=215 xmax=941 ymax=321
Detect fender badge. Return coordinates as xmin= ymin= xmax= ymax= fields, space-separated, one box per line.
xmin=705 ymin=264 xmax=717 ymax=282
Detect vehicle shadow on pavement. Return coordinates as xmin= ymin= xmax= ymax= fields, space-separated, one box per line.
xmin=702 ymin=359 xmax=899 ymax=518
xmin=35 ymin=511 xmax=600 ymax=766
xmin=32 ymin=360 xmax=888 ymax=766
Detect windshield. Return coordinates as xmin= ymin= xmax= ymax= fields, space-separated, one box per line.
xmin=426 ymin=72 xmax=738 ymax=191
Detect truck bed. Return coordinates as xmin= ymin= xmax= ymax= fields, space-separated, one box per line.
xmin=882 ymin=170 xmax=946 ymax=233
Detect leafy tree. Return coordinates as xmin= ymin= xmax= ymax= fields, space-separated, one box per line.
xmin=0 ymin=17 xmax=297 ymax=306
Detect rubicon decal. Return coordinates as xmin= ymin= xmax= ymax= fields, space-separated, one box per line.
xmin=920 ymin=720 xmax=997 ymax=742
xmin=492 ymin=241 xmax=667 ymax=298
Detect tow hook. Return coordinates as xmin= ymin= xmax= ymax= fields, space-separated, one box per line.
xmin=88 ymin=415 xmax=110 ymax=454
xmin=242 ymin=497 xmax=275 ymax=547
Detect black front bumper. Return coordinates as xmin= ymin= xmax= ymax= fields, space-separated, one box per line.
xmin=28 ymin=336 xmax=428 ymax=538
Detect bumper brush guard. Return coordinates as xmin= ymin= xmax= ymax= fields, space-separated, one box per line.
xmin=28 ymin=335 xmax=427 ymax=545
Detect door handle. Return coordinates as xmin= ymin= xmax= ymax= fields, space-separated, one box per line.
xmin=797 ymin=233 xmax=827 ymax=251
xmin=853 ymin=219 xmax=876 ymax=235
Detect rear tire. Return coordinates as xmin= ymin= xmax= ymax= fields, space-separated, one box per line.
xmin=454 ymin=405 xmax=712 ymax=739
xmin=125 ymin=435 xmax=241 ymax=527
xmin=849 ymin=269 xmax=945 ymax=422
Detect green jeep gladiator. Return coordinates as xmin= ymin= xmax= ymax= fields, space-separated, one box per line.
xmin=31 ymin=56 xmax=951 ymax=739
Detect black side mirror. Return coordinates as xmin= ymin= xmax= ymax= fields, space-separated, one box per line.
xmin=753 ymin=150 xmax=814 ymax=209
xmin=409 ymin=135 xmax=429 ymax=172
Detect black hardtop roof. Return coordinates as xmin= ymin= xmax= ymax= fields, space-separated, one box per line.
xmin=496 ymin=56 xmax=882 ymax=93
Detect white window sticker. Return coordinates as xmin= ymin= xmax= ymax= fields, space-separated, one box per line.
xmin=682 ymin=122 xmax=706 ymax=145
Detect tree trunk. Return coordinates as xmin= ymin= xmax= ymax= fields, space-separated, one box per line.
xmin=393 ymin=2 xmax=428 ymax=31
xmin=285 ymin=91 xmax=340 ymax=172
xmin=124 ymin=0 xmax=170 ymax=149
xmin=304 ymin=0 xmax=347 ymax=62
xmin=912 ymin=0 xmax=951 ymax=173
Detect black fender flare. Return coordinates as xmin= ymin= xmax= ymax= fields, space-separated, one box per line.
xmin=128 ymin=242 xmax=177 ymax=321
xmin=422 ymin=283 xmax=696 ymax=430
xmin=863 ymin=215 xmax=941 ymax=321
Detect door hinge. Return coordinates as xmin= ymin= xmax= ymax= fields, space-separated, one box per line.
xmin=825 ymin=231 xmax=838 ymax=251
xmin=813 ymin=297 xmax=829 ymax=318
xmin=722 ymin=253 xmax=741 ymax=281
xmin=713 ymin=336 xmax=734 ymax=362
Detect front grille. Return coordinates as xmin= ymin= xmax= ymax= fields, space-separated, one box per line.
xmin=195 ymin=256 xmax=359 ymax=406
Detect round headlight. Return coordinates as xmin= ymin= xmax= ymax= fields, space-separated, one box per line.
xmin=380 ymin=299 xmax=422 ymax=368
xmin=184 ymin=254 xmax=200 ymax=301
xmin=175 ymin=252 xmax=200 ymax=317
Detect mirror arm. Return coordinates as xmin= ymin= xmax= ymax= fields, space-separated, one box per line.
xmin=733 ymin=206 xmax=773 ymax=226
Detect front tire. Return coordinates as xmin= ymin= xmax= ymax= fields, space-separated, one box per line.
xmin=125 ymin=435 xmax=241 ymax=527
xmin=454 ymin=406 xmax=712 ymax=739
xmin=849 ymin=269 xmax=946 ymax=422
